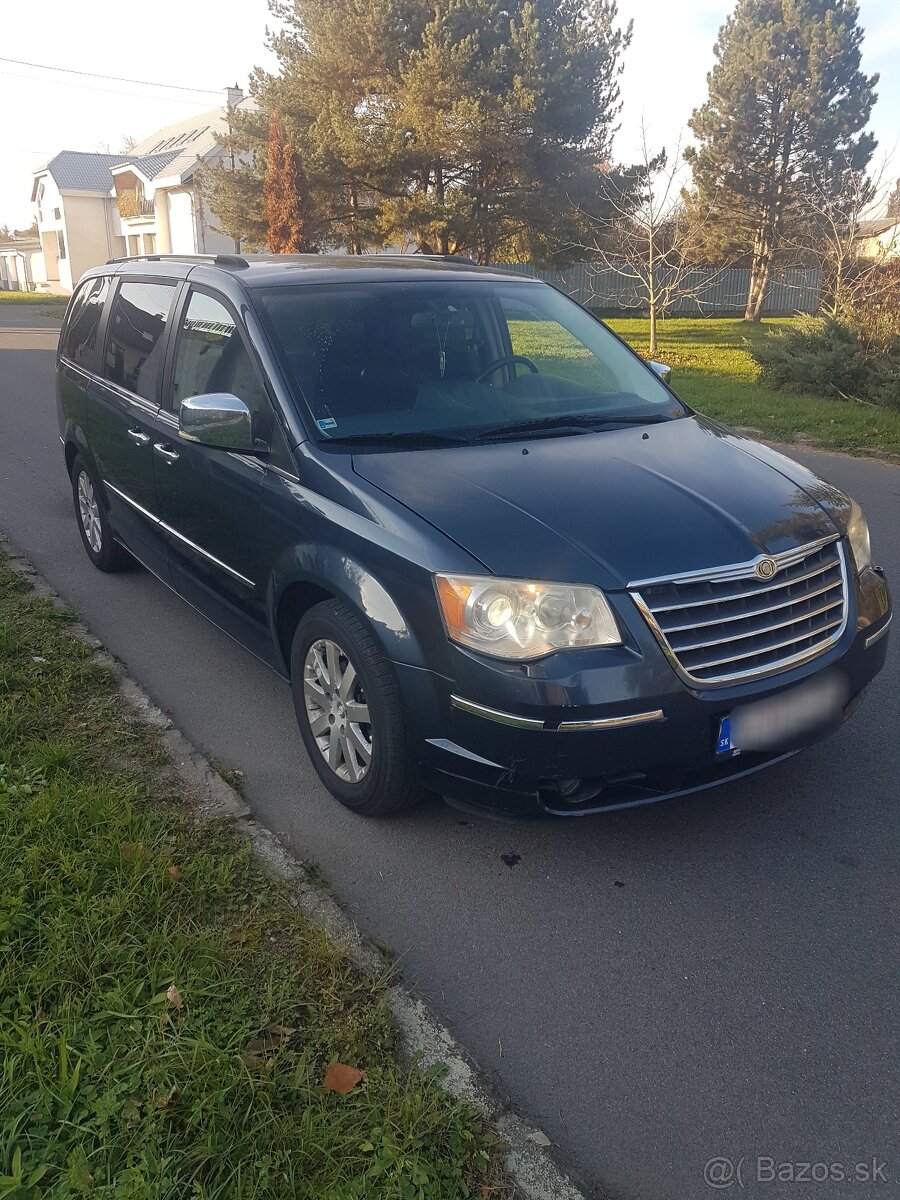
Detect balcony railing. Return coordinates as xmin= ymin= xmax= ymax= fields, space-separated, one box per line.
xmin=117 ymin=189 xmax=155 ymax=220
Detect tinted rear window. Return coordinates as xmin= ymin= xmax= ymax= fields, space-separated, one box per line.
xmin=103 ymin=280 xmax=176 ymax=403
xmin=62 ymin=276 xmax=109 ymax=371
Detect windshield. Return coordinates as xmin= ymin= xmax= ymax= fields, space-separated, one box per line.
xmin=256 ymin=279 xmax=685 ymax=445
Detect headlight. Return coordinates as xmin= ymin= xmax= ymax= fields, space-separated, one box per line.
xmin=435 ymin=574 xmax=621 ymax=660
xmin=846 ymin=500 xmax=871 ymax=572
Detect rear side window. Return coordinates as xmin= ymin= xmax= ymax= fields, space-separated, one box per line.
xmin=62 ymin=276 xmax=109 ymax=371
xmin=103 ymin=280 xmax=176 ymax=403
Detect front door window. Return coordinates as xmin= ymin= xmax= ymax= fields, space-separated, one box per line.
xmin=170 ymin=289 xmax=284 ymax=456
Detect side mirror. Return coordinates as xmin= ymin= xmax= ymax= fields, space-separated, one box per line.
xmin=178 ymin=393 xmax=254 ymax=452
xmin=649 ymin=361 xmax=671 ymax=385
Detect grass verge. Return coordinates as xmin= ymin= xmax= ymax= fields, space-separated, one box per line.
xmin=0 ymin=292 xmax=67 ymax=305
xmin=607 ymin=317 xmax=900 ymax=459
xmin=0 ymin=554 xmax=505 ymax=1199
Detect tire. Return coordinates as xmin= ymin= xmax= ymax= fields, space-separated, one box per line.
xmin=70 ymin=453 xmax=129 ymax=572
xmin=290 ymin=599 xmax=425 ymax=816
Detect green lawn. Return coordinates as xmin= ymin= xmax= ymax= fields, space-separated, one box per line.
xmin=607 ymin=317 xmax=900 ymax=459
xmin=0 ymin=291 xmax=67 ymax=305
xmin=0 ymin=557 xmax=503 ymax=1199
xmin=509 ymin=314 xmax=900 ymax=458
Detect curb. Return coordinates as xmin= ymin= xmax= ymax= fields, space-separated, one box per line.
xmin=2 ymin=534 xmax=588 ymax=1200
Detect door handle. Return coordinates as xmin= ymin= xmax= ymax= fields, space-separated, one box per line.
xmin=153 ymin=442 xmax=180 ymax=463
xmin=126 ymin=427 xmax=150 ymax=445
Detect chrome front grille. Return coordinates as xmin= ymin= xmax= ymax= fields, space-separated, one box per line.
xmin=630 ymin=536 xmax=848 ymax=686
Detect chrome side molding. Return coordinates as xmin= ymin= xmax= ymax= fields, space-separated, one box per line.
xmin=104 ymin=480 xmax=255 ymax=588
xmin=450 ymin=694 xmax=665 ymax=732
xmin=557 ymin=709 xmax=664 ymax=731
xmin=450 ymin=695 xmax=545 ymax=730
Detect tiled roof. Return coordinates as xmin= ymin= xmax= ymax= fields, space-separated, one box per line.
xmin=36 ymin=151 xmax=134 ymax=193
xmin=125 ymin=99 xmax=254 ymax=182
xmin=33 ymin=99 xmax=254 ymax=196
xmin=128 ymin=106 xmax=226 ymax=158
xmin=858 ymin=218 xmax=900 ymax=237
xmin=110 ymin=151 xmax=183 ymax=181
xmin=35 ymin=148 xmax=193 ymax=198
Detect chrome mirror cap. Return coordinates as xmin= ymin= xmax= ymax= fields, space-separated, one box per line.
xmin=649 ymin=361 xmax=672 ymax=385
xmin=178 ymin=393 xmax=253 ymax=452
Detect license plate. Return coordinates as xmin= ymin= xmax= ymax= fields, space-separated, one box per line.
xmin=716 ymin=673 xmax=846 ymax=756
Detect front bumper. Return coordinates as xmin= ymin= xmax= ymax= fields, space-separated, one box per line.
xmin=398 ymin=564 xmax=891 ymax=817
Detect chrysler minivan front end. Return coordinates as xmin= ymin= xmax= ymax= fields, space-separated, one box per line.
xmin=59 ymin=254 xmax=891 ymax=818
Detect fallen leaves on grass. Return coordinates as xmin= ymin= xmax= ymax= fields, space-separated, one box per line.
xmin=323 ymin=1062 xmax=365 ymax=1093
xmin=242 ymin=1023 xmax=298 ymax=1068
xmin=165 ymin=984 xmax=183 ymax=1011
xmin=152 ymin=1085 xmax=177 ymax=1109
xmin=120 ymin=841 xmax=150 ymax=861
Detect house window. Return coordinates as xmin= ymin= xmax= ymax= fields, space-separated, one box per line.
xmin=56 ymin=230 xmax=67 ymax=260
xmin=143 ymin=233 xmax=157 ymax=255
xmin=53 ymin=207 xmax=61 ymax=220
xmin=127 ymin=235 xmax=140 ymax=256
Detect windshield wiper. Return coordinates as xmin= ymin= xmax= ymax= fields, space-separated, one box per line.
xmin=328 ymin=429 xmax=473 ymax=448
xmin=472 ymin=412 xmax=672 ymax=442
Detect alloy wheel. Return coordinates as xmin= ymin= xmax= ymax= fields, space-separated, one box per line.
xmin=77 ymin=471 xmax=102 ymax=553
xmin=302 ymin=638 xmax=373 ymax=783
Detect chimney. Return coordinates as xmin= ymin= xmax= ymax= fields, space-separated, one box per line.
xmin=225 ymin=84 xmax=244 ymax=111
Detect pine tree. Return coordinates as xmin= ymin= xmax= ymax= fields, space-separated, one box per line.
xmin=204 ymin=0 xmax=630 ymax=261
xmin=382 ymin=0 xmax=631 ymax=261
xmin=686 ymin=0 xmax=878 ymax=320
xmin=887 ymin=179 xmax=900 ymax=221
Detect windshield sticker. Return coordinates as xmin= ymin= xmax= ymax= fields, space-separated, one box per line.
xmin=316 ymin=418 xmax=338 ymax=432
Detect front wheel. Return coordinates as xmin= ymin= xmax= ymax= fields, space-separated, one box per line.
xmin=290 ymin=600 xmax=425 ymax=816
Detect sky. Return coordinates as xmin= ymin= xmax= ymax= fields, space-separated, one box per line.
xmin=2 ymin=0 xmax=899 ymax=230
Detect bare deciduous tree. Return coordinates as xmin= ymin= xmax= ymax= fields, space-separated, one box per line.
xmin=568 ymin=128 xmax=728 ymax=354
xmin=791 ymin=151 xmax=898 ymax=316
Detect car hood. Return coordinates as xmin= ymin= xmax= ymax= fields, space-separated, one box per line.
xmin=352 ymin=416 xmax=846 ymax=588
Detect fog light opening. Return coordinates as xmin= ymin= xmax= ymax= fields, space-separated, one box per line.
xmin=540 ymin=771 xmax=651 ymax=811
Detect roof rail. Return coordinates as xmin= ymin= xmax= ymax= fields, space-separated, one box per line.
xmin=372 ymin=252 xmax=480 ymax=266
xmin=106 ymin=253 xmax=249 ymax=269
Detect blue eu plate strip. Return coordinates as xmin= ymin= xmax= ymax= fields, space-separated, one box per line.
xmin=716 ymin=716 xmax=734 ymax=756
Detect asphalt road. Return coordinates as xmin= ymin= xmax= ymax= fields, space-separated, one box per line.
xmin=2 ymin=312 xmax=898 ymax=1200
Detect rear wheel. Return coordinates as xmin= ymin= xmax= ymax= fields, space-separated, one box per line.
xmin=291 ymin=600 xmax=425 ymax=816
xmin=70 ymin=453 xmax=129 ymax=572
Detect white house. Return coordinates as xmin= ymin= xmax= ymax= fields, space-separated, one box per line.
xmin=0 ymin=235 xmax=45 ymax=292
xmin=31 ymin=87 xmax=249 ymax=293
xmin=857 ymin=217 xmax=900 ymax=262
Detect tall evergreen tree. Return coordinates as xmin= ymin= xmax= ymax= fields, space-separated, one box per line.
xmin=686 ymin=0 xmax=878 ymax=320
xmin=887 ymin=179 xmax=900 ymax=221
xmin=204 ymin=0 xmax=630 ymax=261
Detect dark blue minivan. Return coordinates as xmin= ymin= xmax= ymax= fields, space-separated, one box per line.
xmin=57 ymin=254 xmax=892 ymax=816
